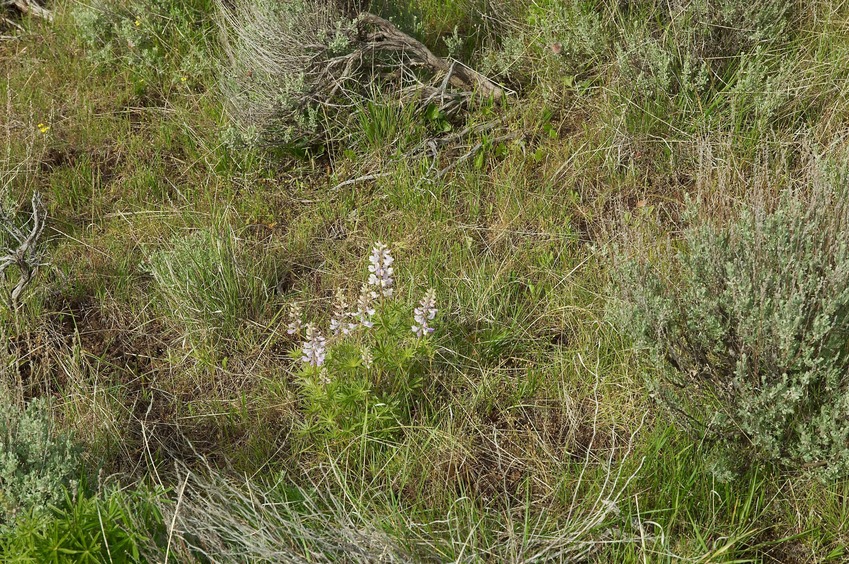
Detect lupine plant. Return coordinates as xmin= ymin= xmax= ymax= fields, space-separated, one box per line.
xmin=300 ymin=324 xmax=327 ymax=368
xmin=286 ymin=242 xmax=437 ymax=446
xmin=412 ymin=288 xmax=437 ymax=338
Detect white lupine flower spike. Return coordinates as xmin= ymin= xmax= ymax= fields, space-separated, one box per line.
xmin=361 ymin=346 xmax=373 ymax=369
xmin=412 ymin=288 xmax=437 ymax=337
xmin=355 ymin=283 xmax=376 ymax=328
xmin=301 ymin=324 xmax=327 ymax=367
xmin=368 ymin=242 xmax=394 ymax=297
xmin=286 ymin=302 xmax=303 ymax=336
xmin=330 ymin=288 xmax=356 ymax=336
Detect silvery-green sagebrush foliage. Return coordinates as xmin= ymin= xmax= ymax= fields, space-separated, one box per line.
xmin=618 ymin=168 xmax=849 ymax=478
xmin=217 ymin=0 xmax=358 ymax=147
xmin=73 ymin=0 xmax=212 ymax=84
xmin=0 ymin=398 xmax=81 ymax=526
xmin=480 ymin=0 xmax=792 ymax=87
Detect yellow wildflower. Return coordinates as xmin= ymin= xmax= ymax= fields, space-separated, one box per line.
xmin=37 ymin=123 xmax=50 ymax=134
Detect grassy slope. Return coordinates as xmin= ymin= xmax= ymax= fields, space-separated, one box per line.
xmin=1 ymin=0 xmax=849 ymax=561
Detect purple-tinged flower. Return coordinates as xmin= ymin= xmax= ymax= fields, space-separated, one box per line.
xmin=329 ymin=289 xmax=347 ymax=335
xmin=368 ymin=242 xmax=394 ymax=297
xmin=355 ymin=283 xmax=376 ymax=329
xmin=412 ymin=288 xmax=437 ymax=337
xmin=286 ymin=302 xmax=303 ymax=336
xmin=301 ymin=324 xmax=327 ymax=367
xmin=329 ymin=288 xmax=357 ymax=336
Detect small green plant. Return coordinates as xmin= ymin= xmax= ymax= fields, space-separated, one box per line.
xmin=287 ymin=243 xmax=437 ymax=446
xmin=354 ymin=91 xmax=424 ymax=152
xmin=72 ymin=0 xmax=214 ymax=86
xmin=617 ymin=166 xmax=849 ymax=478
xmin=0 ymin=397 xmax=82 ymax=527
xmin=0 ymin=483 xmax=166 ymax=562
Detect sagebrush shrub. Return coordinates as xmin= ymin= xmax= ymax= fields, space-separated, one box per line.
xmin=609 ymin=0 xmax=796 ymax=138
xmin=218 ymin=0 xmax=504 ymax=149
xmin=0 ymin=397 xmax=81 ymax=526
xmin=73 ymin=0 xmax=213 ymax=84
xmin=479 ymin=0 xmax=609 ymax=89
xmin=217 ymin=0 xmax=359 ymax=147
xmin=479 ymin=0 xmax=792 ymax=90
xmin=617 ymin=167 xmax=849 ymax=478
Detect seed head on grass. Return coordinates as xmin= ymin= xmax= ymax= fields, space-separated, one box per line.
xmin=412 ymin=288 xmax=437 ymax=337
xmin=368 ymin=242 xmax=394 ymax=298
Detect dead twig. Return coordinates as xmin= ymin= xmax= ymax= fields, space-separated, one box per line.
xmin=2 ymin=16 xmax=24 ymax=31
xmin=330 ymin=171 xmax=392 ymax=192
xmin=357 ymin=12 xmax=505 ymax=101
xmin=0 ymin=192 xmax=47 ymax=311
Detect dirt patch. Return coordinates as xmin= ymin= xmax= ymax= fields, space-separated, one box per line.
xmin=40 ymin=143 xmax=123 ymax=186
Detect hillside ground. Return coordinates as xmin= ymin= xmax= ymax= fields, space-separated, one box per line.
xmin=2 ymin=0 xmax=849 ymax=561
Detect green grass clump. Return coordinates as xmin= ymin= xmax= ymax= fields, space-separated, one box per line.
xmin=146 ymin=224 xmax=274 ymax=343
xmin=618 ymin=167 xmax=849 ymax=478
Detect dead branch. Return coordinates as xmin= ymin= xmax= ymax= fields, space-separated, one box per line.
xmin=4 ymin=0 xmax=53 ymax=22
xmin=357 ymin=13 xmax=505 ymax=101
xmin=330 ymin=171 xmax=392 ymax=191
xmin=0 ymin=192 xmax=47 ymax=311
xmin=218 ymin=1 xmax=508 ymax=147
